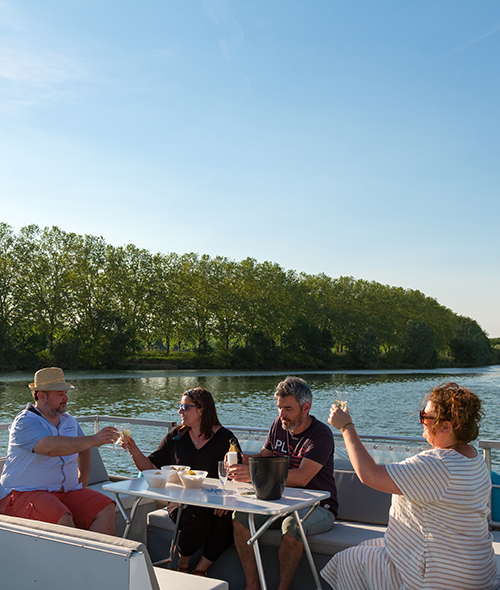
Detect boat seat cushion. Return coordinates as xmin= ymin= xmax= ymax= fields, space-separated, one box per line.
xmin=334 ymin=469 xmax=391 ymax=525
xmin=147 ymin=508 xmax=386 ymax=556
xmin=232 ymin=520 xmax=387 ymax=555
xmin=88 ymin=446 xmax=110 ymax=485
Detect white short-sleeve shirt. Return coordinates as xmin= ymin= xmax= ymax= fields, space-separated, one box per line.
xmin=385 ymin=448 xmax=497 ymax=590
xmin=0 ymin=404 xmax=84 ymax=500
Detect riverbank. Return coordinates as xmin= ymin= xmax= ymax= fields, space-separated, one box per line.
xmin=3 ymin=350 xmax=498 ymax=373
xmin=116 ymin=350 xmax=498 ymax=372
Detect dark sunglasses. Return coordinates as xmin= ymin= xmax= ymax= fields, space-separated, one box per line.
xmin=179 ymin=403 xmax=199 ymax=412
xmin=419 ymin=409 xmax=437 ymax=424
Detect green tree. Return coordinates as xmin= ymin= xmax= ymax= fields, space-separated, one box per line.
xmin=230 ymin=330 xmax=279 ymax=369
xmin=281 ymin=316 xmax=333 ymax=368
xmin=178 ymin=253 xmax=216 ymax=352
xmin=0 ymin=223 xmax=17 ymax=366
xmin=209 ymin=257 xmax=245 ymax=353
xmin=348 ymin=327 xmax=380 ymax=369
xmin=150 ymin=252 xmax=184 ymax=354
xmin=450 ymin=317 xmax=492 ymax=367
xmin=105 ymin=243 xmax=155 ymax=352
xmin=14 ymin=225 xmax=78 ymax=360
xmin=61 ymin=233 xmax=136 ymax=368
xmin=238 ymin=258 xmax=299 ymax=344
xmin=402 ymin=320 xmax=437 ymax=368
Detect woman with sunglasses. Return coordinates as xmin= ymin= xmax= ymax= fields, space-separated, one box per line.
xmin=321 ymin=382 xmax=497 ymax=590
xmin=122 ymin=387 xmax=240 ymax=576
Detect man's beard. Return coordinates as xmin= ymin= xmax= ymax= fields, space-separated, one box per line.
xmin=281 ymin=415 xmax=303 ymax=432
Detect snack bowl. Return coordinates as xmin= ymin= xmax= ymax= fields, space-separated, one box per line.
xmin=163 ymin=465 xmax=190 ymax=484
xmin=143 ymin=469 xmax=171 ymax=488
xmin=178 ymin=470 xmax=208 ymax=489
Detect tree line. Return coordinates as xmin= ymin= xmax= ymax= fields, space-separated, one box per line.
xmin=0 ymin=223 xmax=497 ymax=371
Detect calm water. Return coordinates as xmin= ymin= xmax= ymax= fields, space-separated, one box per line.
xmin=1 ymin=367 xmax=499 ymax=474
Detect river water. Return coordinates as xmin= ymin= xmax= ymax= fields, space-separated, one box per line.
xmin=1 ymin=366 xmax=499 ymax=473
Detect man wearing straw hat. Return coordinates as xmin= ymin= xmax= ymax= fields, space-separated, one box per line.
xmin=0 ymin=367 xmax=118 ymax=534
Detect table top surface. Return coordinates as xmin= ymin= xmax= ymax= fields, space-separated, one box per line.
xmin=102 ymin=477 xmax=330 ymax=515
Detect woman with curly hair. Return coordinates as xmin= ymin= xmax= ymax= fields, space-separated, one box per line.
xmin=322 ymin=382 xmax=498 ymax=590
xmin=123 ymin=387 xmax=240 ymax=576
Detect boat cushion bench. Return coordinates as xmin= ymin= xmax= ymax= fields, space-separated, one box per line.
xmin=0 ymin=514 xmax=228 ymax=590
xmin=147 ymin=506 xmax=387 ymax=557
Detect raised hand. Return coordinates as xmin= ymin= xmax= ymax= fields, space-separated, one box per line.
xmin=94 ymin=426 xmax=120 ymax=447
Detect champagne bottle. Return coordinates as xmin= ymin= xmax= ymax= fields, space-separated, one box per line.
xmin=227 ymin=438 xmax=239 ymax=465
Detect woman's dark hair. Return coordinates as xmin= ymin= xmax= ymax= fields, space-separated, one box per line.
xmin=425 ymin=382 xmax=483 ymax=444
xmin=183 ymin=387 xmax=221 ymax=440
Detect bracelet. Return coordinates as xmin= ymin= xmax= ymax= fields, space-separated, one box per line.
xmin=340 ymin=422 xmax=354 ymax=432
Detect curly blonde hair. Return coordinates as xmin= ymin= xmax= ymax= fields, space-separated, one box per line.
xmin=425 ymin=382 xmax=483 ymax=444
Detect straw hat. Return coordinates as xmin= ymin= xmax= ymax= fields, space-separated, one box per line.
xmin=29 ymin=367 xmax=75 ymax=391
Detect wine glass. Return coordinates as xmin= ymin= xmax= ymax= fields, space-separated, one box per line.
xmin=218 ymin=460 xmax=228 ymax=494
xmin=334 ymin=391 xmax=348 ymax=410
xmin=113 ymin=423 xmax=131 ymax=451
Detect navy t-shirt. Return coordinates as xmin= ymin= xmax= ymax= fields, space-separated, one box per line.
xmin=263 ymin=415 xmax=338 ymax=516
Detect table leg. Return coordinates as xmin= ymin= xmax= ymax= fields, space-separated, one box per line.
xmin=292 ymin=510 xmax=323 ymax=590
xmin=113 ymin=493 xmax=142 ymax=539
xmin=153 ymin=504 xmax=184 ymax=569
xmin=248 ymin=513 xmax=268 ymax=590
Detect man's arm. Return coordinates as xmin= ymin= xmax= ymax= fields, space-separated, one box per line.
xmin=33 ymin=427 xmax=117 ymax=457
xmin=285 ymin=456 xmax=322 ymax=487
xmin=258 ymin=447 xmax=322 ymax=487
xmin=78 ymin=449 xmax=91 ymax=487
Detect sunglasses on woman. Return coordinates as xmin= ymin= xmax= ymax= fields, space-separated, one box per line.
xmin=179 ymin=403 xmax=199 ymax=412
xmin=419 ymin=409 xmax=437 ymax=424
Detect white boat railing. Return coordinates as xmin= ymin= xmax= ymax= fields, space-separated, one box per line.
xmin=76 ymin=415 xmax=178 ymax=432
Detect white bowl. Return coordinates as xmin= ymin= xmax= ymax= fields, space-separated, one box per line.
xmin=178 ymin=470 xmax=208 ymax=489
xmin=143 ymin=469 xmax=170 ymax=488
xmin=162 ymin=465 xmax=190 ymax=484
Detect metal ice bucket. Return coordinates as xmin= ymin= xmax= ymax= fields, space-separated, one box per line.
xmin=249 ymin=455 xmax=290 ymax=500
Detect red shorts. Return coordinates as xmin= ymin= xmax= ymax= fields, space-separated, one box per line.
xmin=0 ymin=488 xmax=114 ymax=529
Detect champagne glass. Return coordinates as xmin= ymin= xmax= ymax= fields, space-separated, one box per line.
xmin=218 ymin=460 xmax=228 ymax=494
xmin=113 ymin=423 xmax=131 ymax=451
xmin=334 ymin=391 xmax=348 ymax=410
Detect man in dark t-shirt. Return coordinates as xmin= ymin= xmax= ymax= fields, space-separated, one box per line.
xmin=230 ymin=376 xmax=337 ymax=590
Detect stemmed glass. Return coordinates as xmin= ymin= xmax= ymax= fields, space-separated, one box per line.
xmin=218 ymin=461 xmax=228 ymax=494
xmin=112 ymin=423 xmax=131 ymax=451
xmin=334 ymin=391 xmax=348 ymax=410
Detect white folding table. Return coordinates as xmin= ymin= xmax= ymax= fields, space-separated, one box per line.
xmin=103 ymin=477 xmax=328 ymax=590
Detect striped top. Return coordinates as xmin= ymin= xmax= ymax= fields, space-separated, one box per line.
xmin=386 ymin=448 xmax=498 ymax=590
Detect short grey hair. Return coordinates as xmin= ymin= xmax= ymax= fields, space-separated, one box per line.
xmin=274 ymin=376 xmax=312 ymax=409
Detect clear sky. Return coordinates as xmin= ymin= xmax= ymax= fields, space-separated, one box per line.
xmin=1 ymin=1 xmax=499 ymax=337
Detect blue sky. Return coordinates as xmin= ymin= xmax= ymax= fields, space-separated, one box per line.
xmin=1 ymin=1 xmax=499 ymax=337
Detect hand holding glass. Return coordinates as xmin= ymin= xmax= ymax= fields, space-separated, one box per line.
xmin=113 ymin=423 xmax=131 ymax=451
